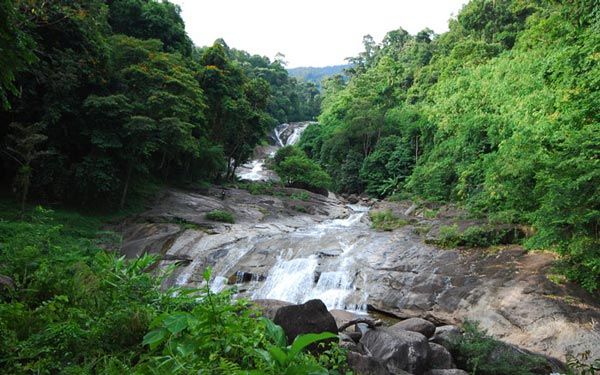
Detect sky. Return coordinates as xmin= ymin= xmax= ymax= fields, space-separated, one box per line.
xmin=171 ymin=0 xmax=468 ymax=68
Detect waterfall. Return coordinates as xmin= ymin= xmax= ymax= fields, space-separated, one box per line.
xmin=250 ymin=206 xmax=370 ymax=312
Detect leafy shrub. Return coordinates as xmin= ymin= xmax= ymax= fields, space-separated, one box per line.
xmin=448 ymin=321 xmax=550 ymax=375
xmin=205 ymin=209 xmax=235 ymax=223
xmin=290 ymin=191 xmax=311 ymax=201
xmin=435 ymin=224 xmax=518 ymax=248
xmin=369 ymin=210 xmax=408 ymax=231
xmin=274 ymin=146 xmax=332 ymax=191
xmin=0 ymin=203 xmax=348 ymax=374
xmin=0 ymin=204 xmax=184 ymax=373
xmin=137 ymin=268 xmax=341 ymax=374
xmin=436 ymin=224 xmax=462 ymax=247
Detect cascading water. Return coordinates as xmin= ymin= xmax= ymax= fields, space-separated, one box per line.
xmin=249 ymin=206 xmax=370 ymax=312
xmin=236 ymin=122 xmax=314 ymax=182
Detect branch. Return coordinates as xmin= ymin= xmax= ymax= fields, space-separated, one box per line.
xmin=338 ymin=318 xmax=382 ymax=332
xmin=2 ymin=148 xmax=24 ymax=166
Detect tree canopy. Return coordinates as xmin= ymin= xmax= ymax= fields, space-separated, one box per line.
xmin=300 ymin=0 xmax=599 ymax=291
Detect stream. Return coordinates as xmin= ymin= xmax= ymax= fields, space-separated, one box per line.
xmin=120 ymin=121 xmax=600 ymax=362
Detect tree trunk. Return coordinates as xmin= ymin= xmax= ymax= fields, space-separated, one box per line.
xmin=19 ymin=171 xmax=30 ymax=220
xmin=120 ymin=162 xmax=133 ymax=210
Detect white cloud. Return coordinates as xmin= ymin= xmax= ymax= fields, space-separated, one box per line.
xmin=171 ymin=0 xmax=467 ymax=67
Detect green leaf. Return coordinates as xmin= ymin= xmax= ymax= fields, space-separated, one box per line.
xmin=261 ymin=317 xmax=287 ymax=347
xmin=288 ymin=332 xmax=337 ymax=360
xmin=203 ymin=267 xmax=212 ymax=282
xmin=267 ymin=346 xmax=288 ymax=367
xmin=164 ymin=312 xmax=190 ymax=334
xmin=142 ymin=328 xmax=168 ymax=350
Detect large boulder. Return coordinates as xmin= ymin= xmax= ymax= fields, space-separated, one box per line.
xmin=273 ymin=299 xmax=338 ymax=345
xmin=252 ymin=299 xmax=292 ymax=320
xmin=428 ymin=343 xmax=455 ymax=370
xmin=430 ymin=325 xmax=461 ymax=349
xmin=390 ymin=317 xmax=436 ymax=338
xmin=347 ymin=352 xmax=393 ymax=375
xmin=360 ymin=327 xmax=430 ymax=375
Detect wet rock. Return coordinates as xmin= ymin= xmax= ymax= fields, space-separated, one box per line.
xmin=430 ymin=325 xmax=461 ymax=349
xmin=340 ymin=333 xmax=363 ymax=353
xmin=348 ymin=194 xmax=359 ymax=204
xmin=227 ymin=271 xmax=265 ymax=284
xmin=273 ymin=299 xmax=338 ymax=346
xmin=347 ymin=331 xmax=363 ymax=343
xmin=318 ymin=248 xmax=343 ymax=257
xmin=424 ymin=370 xmax=468 ymax=375
xmin=121 ymin=188 xmax=600 ymax=363
xmin=347 ymin=352 xmax=392 ymax=375
xmin=428 ymin=343 xmax=455 ymax=370
xmin=390 ymin=317 xmax=436 ymax=338
xmin=330 ymin=309 xmax=359 ymax=331
xmin=360 ymin=327 xmax=430 ymax=375
xmin=251 ymin=299 xmax=292 ymax=320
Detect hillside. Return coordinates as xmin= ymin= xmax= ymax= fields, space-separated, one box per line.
xmin=288 ymin=64 xmax=349 ymax=84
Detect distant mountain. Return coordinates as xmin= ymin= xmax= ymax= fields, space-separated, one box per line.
xmin=287 ymin=64 xmax=349 ymax=85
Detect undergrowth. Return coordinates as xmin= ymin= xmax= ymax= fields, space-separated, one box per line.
xmin=369 ymin=210 xmax=408 ymax=231
xmin=0 ymin=202 xmax=349 ymax=374
xmin=205 ymin=209 xmax=235 ymax=223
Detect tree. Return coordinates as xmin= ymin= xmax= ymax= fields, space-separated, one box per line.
xmin=3 ymin=122 xmax=48 ymax=216
xmin=0 ymin=0 xmax=36 ymax=109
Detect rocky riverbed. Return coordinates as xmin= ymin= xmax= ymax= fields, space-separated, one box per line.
xmin=116 ymin=185 xmax=600 ymax=364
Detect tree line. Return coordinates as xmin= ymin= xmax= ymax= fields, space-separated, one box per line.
xmin=0 ymin=0 xmax=321 ymax=210
xmin=299 ymin=0 xmax=599 ymax=291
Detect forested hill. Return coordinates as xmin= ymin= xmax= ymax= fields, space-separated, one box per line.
xmin=298 ymin=0 xmax=599 ymax=291
xmin=0 ymin=0 xmax=320 ymax=210
xmin=288 ymin=64 xmax=349 ymax=85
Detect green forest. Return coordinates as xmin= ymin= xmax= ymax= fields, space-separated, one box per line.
xmin=1 ymin=0 xmax=599 ymax=373
xmin=0 ymin=0 xmax=320 ymax=211
xmin=298 ymin=0 xmax=599 ymax=292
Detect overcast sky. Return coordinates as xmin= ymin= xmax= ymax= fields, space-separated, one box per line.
xmin=171 ymin=0 xmax=467 ymax=68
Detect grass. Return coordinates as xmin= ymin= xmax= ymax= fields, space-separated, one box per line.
xmin=205 ymin=210 xmax=235 ymax=223
xmin=290 ymin=191 xmax=310 ymax=201
xmin=369 ymin=210 xmax=409 ymax=231
xmin=448 ymin=321 xmax=551 ymax=375
xmin=434 ymin=224 xmax=520 ymax=248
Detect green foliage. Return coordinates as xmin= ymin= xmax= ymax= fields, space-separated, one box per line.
xmin=369 ymin=210 xmax=409 ymax=231
xmin=436 ymin=224 xmax=462 ymax=248
xmin=0 ymin=203 xmax=348 ymax=374
xmin=205 ymin=210 xmax=235 ymax=224
xmin=274 ymin=146 xmax=332 ymax=191
xmin=0 ymin=0 xmax=317 ymax=208
xmin=290 ymin=192 xmax=311 ymax=201
xmin=288 ymin=65 xmax=349 ymax=86
xmin=0 ymin=0 xmax=36 ymax=109
xmin=0 ymin=203 xmax=181 ymax=373
xmin=305 ymin=0 xmax=600 ymax=291
xmin=137 ymin=268 xmax=342 ymax=374
xmin=448 ymin=321 xmax=549 ymax=375
xmin=434 ymin=224 xmax=515 ymax=248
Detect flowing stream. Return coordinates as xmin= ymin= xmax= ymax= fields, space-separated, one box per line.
xmin=236 ymin=122 xmax=315 ymax=182
xmin=171 ymin=122 xmax=372 ymax=312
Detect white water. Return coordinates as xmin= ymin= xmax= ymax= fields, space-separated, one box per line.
xmin=238 ymin=160 xmax=266 ymax=181
xmin=237 ymin=122 xmax=312 ymax=182
xmin=250 ymin=207 xmax=369 ymax=311
xmin=286 ymin=123 xmax=310 ymax=146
